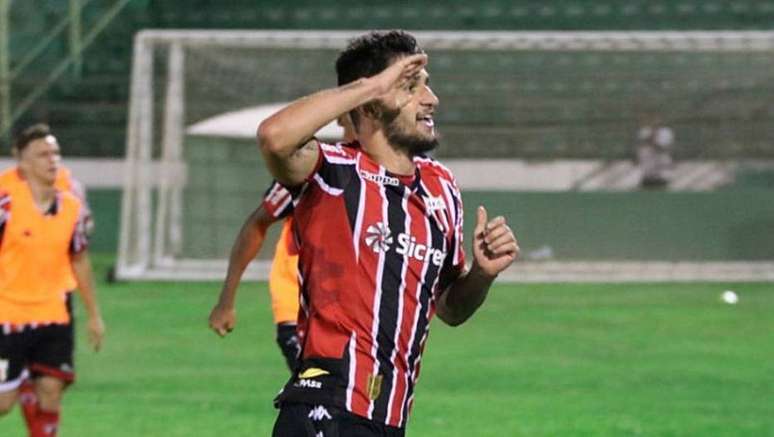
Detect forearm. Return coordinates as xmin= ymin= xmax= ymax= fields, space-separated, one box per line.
xmin=259 ymin=78 xmax=378 ymax=156
xmin=71 ymin=251 xmax=101 ymax=319
xmin=436 ymin=263 xmax=496 ymax=327
xmin=217 ymin=214 xmax=268 ymax=308
xmin=258 ymin=79 xmax=381 ymax=185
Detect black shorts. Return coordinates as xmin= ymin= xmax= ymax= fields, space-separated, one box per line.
xmin=273 ymin=402 xmax=405 ymax=437
xmin=0 ymin=322 xmax=75 ymax=392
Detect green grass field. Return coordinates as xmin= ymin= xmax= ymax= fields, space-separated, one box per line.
xmin=1 ymin=255 xmax=772 ymax=436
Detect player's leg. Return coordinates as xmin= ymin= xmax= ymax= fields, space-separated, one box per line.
xmin=18 ymin=292 xmax=74 ymax=429
xmin=0 ymin=327 xmax=27 ymax=416
xmin=18 ymin=371 xmax=37 ymax=428
xmin=29 ymin=376 xmax=65 ymax=437
xmin=27 ymin=323 xmax=75 ymax=437
xmin=270 ymin=220 xmax=302 ymax=372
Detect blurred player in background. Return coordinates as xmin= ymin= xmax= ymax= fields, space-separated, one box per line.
xmin=0 ymin=124 xmax=104 ymax=437
xmin=209 ymin=117 xmax=355 ymax=372
xmin=259 ymin=30 xmax=518 ymax=436
xmin=636 ymin=114 xmax=674 ymax=189
xmin=0 ymin=125 xmax=95 ymax=434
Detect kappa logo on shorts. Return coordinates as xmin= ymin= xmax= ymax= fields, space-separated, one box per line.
xmin=308 ymin=405 xmax=332 ymax=422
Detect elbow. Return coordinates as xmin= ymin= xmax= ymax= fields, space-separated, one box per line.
xmin=441 ymin=314 xmax=468 ymax=327
xmin=436 ymin=306 xmax=469 ymax=327
xmin=257 ymin=120 xmax=282 ymax=155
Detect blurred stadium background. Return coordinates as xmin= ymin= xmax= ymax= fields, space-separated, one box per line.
xmin=1 ymin=1 xmax=773 ymax=436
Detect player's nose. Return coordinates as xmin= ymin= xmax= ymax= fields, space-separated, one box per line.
xmin=421 ymin=85 xmax=439 ymax=108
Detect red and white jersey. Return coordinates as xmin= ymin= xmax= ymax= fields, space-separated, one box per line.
xmin=276 ymin=140 xmax=465 ymax=428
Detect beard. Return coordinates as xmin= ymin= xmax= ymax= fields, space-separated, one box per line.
xmin=377 ymin=104 xmax=439 ymax=156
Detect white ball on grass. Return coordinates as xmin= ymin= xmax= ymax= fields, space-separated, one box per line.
xmin=721 ymin=290 xmax=739 ymax=305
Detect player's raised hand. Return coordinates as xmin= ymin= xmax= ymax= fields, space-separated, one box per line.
xmin=209 ymin=304 xmax=236 ymax=337
xmin=472 ymin=206 xmax=519 ymax=277
xmin=371 ymin=53 xmax=427 ymax=107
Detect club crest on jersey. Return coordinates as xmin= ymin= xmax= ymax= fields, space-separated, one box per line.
xmin=365 ymin=222 xmax=393 ymax=253
xmin=359 ymin=170 xmax=400 ymax=187
xmin=366 ymin=373 xmax=383 ymax=400
xmin=423 ymin=195 xmax=446 ymax=212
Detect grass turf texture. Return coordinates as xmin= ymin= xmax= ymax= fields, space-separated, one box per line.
xmin=1 ymin=255 xmax=772 ymax=436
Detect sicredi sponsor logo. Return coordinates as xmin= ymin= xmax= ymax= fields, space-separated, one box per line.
xmin=365 ymin=222 xmax=446 ymax=266
xmin=360 ymin=170 xmax=400 ymax=186
xmin=396 ymin=233 xmax=446 ymax=266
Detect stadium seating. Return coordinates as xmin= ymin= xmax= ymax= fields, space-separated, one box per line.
xmin=6 ymin=0 xmax=774 ymax=157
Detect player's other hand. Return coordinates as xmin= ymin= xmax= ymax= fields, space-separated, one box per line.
xmin=88 ymin=315 xmax=105 ymax=352
xmin=471 ymin=206 xmax=519 ymax=278
xmin=209 ymin=304 xmax=236 ymax=337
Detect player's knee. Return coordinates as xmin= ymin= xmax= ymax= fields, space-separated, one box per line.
xmin=35 ymin=378 xmax=64 ymax=410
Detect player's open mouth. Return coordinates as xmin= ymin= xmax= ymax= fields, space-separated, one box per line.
xmin=417 ymin=115 xmax=434 ymax=128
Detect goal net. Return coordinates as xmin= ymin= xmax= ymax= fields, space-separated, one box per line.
xmin=117 ymin=30 xmax=774 ymax=282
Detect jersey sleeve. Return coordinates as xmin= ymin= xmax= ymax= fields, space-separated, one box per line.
xmin=0 ymin=191 xmax=10 ymax=246
xmin=448 ymin=178 xmax=466 ymax=271
xmin=438 ymin=177 xmax=466 ymax=289
xmin=69 ymin=204 xmax=90 ymax=255
xmin=68 ymin=177 xmax=95 ymax=236
xmin=308 ymin=140 xmax=358 ymax=192
xmin=262 ymin=181 xmax=295 ymax=219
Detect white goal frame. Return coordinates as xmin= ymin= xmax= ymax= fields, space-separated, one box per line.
xmin=116 ymin=30 xmax=774 ymax=282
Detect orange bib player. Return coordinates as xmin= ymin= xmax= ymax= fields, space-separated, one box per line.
xmin=209 ymin=181 xmax=301 ymax=371
xmin=0 ymin=124 xmax=104 ymax=437
xmin=0 ymin=165 xmax=93 ymax=244
xmin=209 ymin=116 xmax=355 ymax=372
xmin=269 ymin=217 xmax=303 ymax=369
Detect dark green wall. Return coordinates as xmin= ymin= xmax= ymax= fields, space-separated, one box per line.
xmin=88 ymin=189 xmax=122 ymax=253
xmin=9 ymin=0 xmax=774 ymax=157
xmin=463 ymin=190 xmax=774 ymax=261
xmin=90 ymin=188 xmax=774 ymax=261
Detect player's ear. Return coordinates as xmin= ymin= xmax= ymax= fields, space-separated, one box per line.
xmin=361 ymin=102 xmax=382 ymax=121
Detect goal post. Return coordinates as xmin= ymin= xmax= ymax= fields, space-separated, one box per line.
xmin=116 ymin=30 xmax=774 ymax=282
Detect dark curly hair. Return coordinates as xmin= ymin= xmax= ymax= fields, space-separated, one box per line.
xmin=335 ymin=31 xmax=423 ymax=128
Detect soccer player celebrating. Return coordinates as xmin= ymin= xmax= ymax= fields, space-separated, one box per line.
xmin=0 ymin=124 xmax=104 ymax=437
xmin=258 ymin=31 xmax=519 ymax=435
